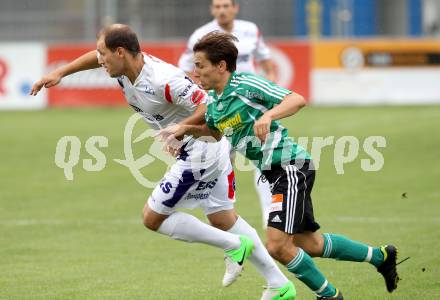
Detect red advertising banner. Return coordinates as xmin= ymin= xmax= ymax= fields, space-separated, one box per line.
xmin=47 ymin=41 xmax=310 ymax=106
xmin=269 ymin=41 xmax=310 ymax=100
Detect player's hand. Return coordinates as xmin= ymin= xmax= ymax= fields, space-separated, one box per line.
xmin=30 ymin=71 xmax=63 ymax=96
xmin=254 ymin=113 xmax=272 ymax=143
xmin=155 ymin=124 xmax=187 ymax=157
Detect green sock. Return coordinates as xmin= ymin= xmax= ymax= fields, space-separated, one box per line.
xmin=287 ymin=248 xmax=337 ymax=297
xmin=322 ymin=233 xmax=384 ymax=267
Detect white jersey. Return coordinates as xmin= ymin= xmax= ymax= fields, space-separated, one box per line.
xmin=118 ymin=53 xmax=230 ymax=174
xmin=116 ymin=54 xmax=235 ymax=214
xmin=178 ymin=20 xmax=271 ymax=74
xmin=119 ymin=54 xmax=205 ymax=131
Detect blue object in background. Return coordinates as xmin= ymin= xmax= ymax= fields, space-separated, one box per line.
xmin=353 ymin=0 xmax=378 ymax=36
xmin=294 ymin=0 xmax=422 ymax=38
xmin=20 ymin=81 xmax=31 ymax=96
xmin=294 ymin=0 xmax=307 ymax=36
xmin=320 ymin=0 xmax=333 ymax=37
xmin=294 ymin=0 xmax=333 ymax=37
xmin=407 ymin=0 xmax=422 ymax=36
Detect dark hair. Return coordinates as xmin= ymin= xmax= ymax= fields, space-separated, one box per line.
xmin=211 ymin=0 xmax=237 ymax=5
xmin=98 ymin=24 xmax=140 ymax=57
xmin=193 ymin=31 xmax=238 ymax=72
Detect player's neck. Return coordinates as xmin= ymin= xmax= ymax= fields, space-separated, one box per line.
xmin=218 ymin=21 xmax=234 ymax=32
xmin=214 ymin=72 xmax=231 ymax=95
xmin=125 ymin=53 xmax=144 ymax=84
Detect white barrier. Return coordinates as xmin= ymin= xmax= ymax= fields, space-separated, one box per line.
xmin=0 ymin=43 xmax=47 ymax=110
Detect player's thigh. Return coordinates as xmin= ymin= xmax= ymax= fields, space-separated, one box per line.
xmin=147 ymin=162 xmax=201 ymax=215
xmin=266 ymin=227 xmax=298 ymax=264
xmin=200 ymin=164 xmax=236 ymax=218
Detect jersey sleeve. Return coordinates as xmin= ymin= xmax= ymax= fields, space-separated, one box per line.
xmin=253 ymin=27 xmax=272 ymax=62
xmin=236 ymin=74 xmax=291 ymax=106
xmin=159 ymin=74 xmax=207 ymax=110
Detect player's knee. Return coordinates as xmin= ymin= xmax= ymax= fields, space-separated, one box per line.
xmin=209 ymin=218 xmax=229 ymax=231
xmin=310 ymin=235 xmax=325 ymax=257
xmin=301 ymin=236 xmax=324 ymax=257
xmin=266 ymin=240 xmax=286 ymax=261
xmin=142 ymin=205 xmax=160 ymax=231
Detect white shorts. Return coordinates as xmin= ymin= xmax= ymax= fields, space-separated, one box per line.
xmin=148 ymin=138 xmax=235 ymax=215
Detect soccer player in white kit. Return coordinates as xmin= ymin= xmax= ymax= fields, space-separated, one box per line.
xmin=31 ymin=24 xmax=296 ymax=300
xmin=179 ymin=0 xmax=275 ymax=228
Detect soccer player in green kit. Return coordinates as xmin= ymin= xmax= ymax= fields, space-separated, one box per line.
xmin=158 ymin=32 xmax=400 ymax=300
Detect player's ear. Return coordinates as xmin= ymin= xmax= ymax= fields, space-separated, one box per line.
xmin=116 ymin=47 xmax=124 ymax=57
xmin=217 ymin=60 xmax=227 ymax=72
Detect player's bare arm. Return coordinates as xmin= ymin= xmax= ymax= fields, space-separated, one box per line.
xmin=178 ymin=103 xmax=207 ymax=126
xmin=157 ymin=121 xmax=222 ymax=156
xmin=254 ymin=91 xmax=306 ymax=142
xmin=156 ymin=104 xmax=208 ymax=157
xmin=30 ymin=50 xmax=100 ymax=96
xmin=258 ymin=59 xmax=276 ymax=82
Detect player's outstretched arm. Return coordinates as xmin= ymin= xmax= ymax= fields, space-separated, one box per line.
xmin=30 ymin=50 xmax=100 ymax=96
xmin=258 ymin=59 xmax=276 ymax=82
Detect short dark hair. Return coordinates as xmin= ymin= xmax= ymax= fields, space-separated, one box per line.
xmin=98 ymin=24 xmax=140 ymax=57
xmin=193 ymin=31 xmax=238 ymax=72
xmin=211 ymin=0 xmax=237 ymax=5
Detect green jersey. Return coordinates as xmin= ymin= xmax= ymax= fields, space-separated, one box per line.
xmin=205 ymin=72 xmax=311 ymax=170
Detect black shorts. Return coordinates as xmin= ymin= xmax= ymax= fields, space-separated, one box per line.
xmin=262 ymin=160 xmax=320 ymax=235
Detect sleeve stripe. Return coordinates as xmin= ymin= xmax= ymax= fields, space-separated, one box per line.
xmin=234 ymin=74 xmax=289 ymax=95
xmin=164 ymin=84 xmax=173 ymax=103
xmin=234 ymin=78 xmax=289 ymax=98
xmin=231 ymin=79 xmax=287 ymax=100
xmin=241 ymin=74 xmax=291 ymax=94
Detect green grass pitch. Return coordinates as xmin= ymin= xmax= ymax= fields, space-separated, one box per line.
xmin=1 ymin=105 xmax=439 ymax=299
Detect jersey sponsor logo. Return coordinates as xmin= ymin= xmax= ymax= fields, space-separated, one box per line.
xmin=270 ymin=194 xmax=283 ymax=213
xmin=195 ymin=179 xmax=218 ymax=191
xmin=271 ymin=194 xmax=283 ymax=203
xmin=184 ymin=76 xmax=195 ymax=84
xmin=130 ymin=104 xmax=142 ymax=113
xmin=245 ymin=90 xmax=264 ymax=101
xmin=217 ymin=113 xmax=243 ymax=135
xmin=160 ymin=181 xmax=172 ymax=193
xmin=145 ymin=85 xmax=155 ymax=95
xmin=186 ymin=192 xmax=210 ymax=200
xmin=130 ymin=104 xmax=164 ymax=121
xmin=191 ymin=89 xmax=205 ymax=105
xmin=270 ymin=215 xmax=282 ymax=223
xmin=178 ymin=83 xmax=194 ymax=98
xmin=152 ymin=114 xmax=164 ymax=121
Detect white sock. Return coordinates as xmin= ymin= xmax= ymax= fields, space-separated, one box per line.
xmin=228 ymin=216 xmax=289 ymax=288
xmin=254 ymin=169 xmax=272 ymax=228
xmin=157 ymin=211 xmax=241 ymax=251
